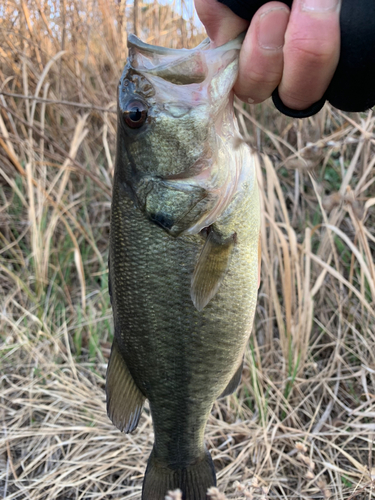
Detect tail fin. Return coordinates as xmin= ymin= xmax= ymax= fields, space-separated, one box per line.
xmin=142 ymin=448 xmax=216 ymax=500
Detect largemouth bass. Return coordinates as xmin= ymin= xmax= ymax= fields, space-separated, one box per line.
xmin=107 ymin=33 xmax=260 ymax=500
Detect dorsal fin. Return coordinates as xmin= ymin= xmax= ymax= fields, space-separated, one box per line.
xmin=219 ymin=358 xmax=244 ymax=398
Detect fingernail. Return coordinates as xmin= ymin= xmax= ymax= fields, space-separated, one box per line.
xmin=248 ymin=97 xmax=255 ymax=104
xmin=258 ymin=8 xmax=289 ymax=50
xmin=302 ymin=0 xmax=339 ymax=12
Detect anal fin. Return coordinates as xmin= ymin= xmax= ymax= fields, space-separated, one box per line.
xmin=191 ymin=229 xmax=235 ymax=312
xmin=219 ymin=358 xmax=243 ymax=398
xmin=106 ymin=340 xmax=145 ymax=433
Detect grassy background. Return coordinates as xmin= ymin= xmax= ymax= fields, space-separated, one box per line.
xmin=1 ymin=1 xmax=375 ymax=498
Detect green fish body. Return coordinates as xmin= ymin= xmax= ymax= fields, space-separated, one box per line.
xmin=107 ymin=34 xmax=260 ymax=500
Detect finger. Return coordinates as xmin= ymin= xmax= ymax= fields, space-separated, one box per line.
xmin=278 ymin=0 xmax=341 ymax=110
xmin=194 ymin=0 xmax=249 ymax=46
xmin=233 ymin=2 xmax=290 ymax=103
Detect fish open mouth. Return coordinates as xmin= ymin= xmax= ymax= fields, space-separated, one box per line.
xmin=127 ymin=33 xmax=245 ymax=86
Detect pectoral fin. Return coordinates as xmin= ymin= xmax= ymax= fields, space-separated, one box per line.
xmin=191 ymin=229 xmax=235 ymax=312
xmin=106 ymin=340 xmax=145 ymax=433
xmin=219 ymin=358 xmax=244 ymax=398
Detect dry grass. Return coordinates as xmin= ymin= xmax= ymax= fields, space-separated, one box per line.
xmin=1 ymin=1 xmax=375 ymax=499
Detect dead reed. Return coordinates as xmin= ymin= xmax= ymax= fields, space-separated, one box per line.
xmin=1 ymin=1 xmax=375 ymax=499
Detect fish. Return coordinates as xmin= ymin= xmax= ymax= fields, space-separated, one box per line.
xmin=106 ymin=32 xmax=260 ymax=500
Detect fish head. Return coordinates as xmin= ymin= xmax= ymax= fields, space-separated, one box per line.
xmin=115 ymin=34 xmax=243 ymax=183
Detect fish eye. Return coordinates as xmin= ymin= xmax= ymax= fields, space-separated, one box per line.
xmin=123 ymin=100 xmax=148 ymax=129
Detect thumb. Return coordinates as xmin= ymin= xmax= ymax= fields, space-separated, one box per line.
xmin=194 ymin=0 xmax=249 ymax=46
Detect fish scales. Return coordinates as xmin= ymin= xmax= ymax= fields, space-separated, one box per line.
xmin=107 ymin=33 xmax=260 ymax=500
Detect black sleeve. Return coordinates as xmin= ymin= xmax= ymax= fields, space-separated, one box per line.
xmin=219 ymin=0 xmax=375 ymax=116
xmin=218 ymin=0 xmax=292 ymax=21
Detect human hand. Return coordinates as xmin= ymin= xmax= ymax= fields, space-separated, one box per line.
xmin=195 ymin=0 xmax=341 ymax=112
